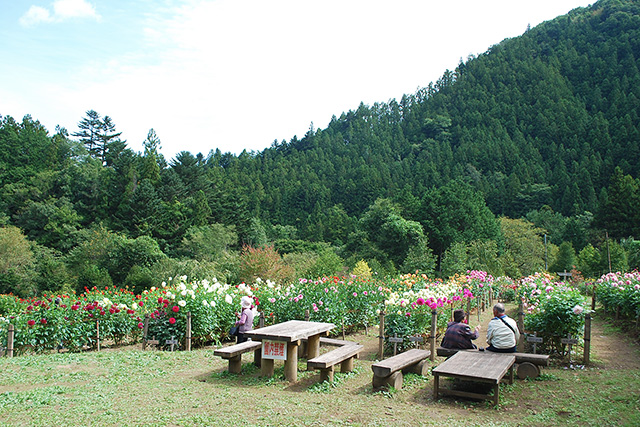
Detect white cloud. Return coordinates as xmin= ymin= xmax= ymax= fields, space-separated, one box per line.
xmin=53 ymin=0 xmax=99 ymax=19
xmin=19 ymin=0 xmax=100 ymax=27
xmin=19 ymin=6 xmax=54 ymax=27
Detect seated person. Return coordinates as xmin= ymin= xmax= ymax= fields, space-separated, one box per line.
xmin=440 ymin=309 xmax=480 ymax=349
xmin=486 ymin=303 xmax=520 ymax=353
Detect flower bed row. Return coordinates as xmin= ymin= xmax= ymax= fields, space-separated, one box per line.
xmin=596 ymin=271 xmax=640 ymax=319
xmin=3 ymin=270 xmax=597 ymax=356
xmin=518 ymin=272 xmax=588 ymax=355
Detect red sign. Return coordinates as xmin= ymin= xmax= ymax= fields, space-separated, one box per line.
xmin=262 ymin=340 xmax=287 ymax=360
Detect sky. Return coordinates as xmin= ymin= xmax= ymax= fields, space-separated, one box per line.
xmin=0 ymin=0 xmax=594 ymax=160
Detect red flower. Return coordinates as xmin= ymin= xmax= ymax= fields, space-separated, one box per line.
xmin=158 ymin=297 xmax=163 ymax=304
xmin=109 ymin=308 xmax=115 ymax=314
xmin=137 ymin=322 xmax=144 ymax=329
xmin=40 ymin=319 xmax=47 ymax=325
xmin=138 ymin=301 xmax=144 ymax=307
xmin=27 ymin=305 xmax=33 ymax=311
xmin=27 ymin=320 xmax=35 ymax=326
xmin=172 ymin=306 xmax=179 ymax=313
xmin=169 ymin=317 xmax=176 ymax=324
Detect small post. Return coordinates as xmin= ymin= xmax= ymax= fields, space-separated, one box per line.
xmin=378 ymin=311 xmax=385 ymax=359
xmin=96 ymin=320 xmax=100 ymax=352
xmin=478 ymin=294 xmax=482 ymax=322
xmin=430 ymin=309 xmax=437 ymax=361
xmin=533 ymin=332 xmax=537 ymax=354
xmin=615 ymin=306 xmax=620 ymax=321
xmin=142 ymin=314 xmax=150 ymax=350
xmin=259 ymin=311 xmax=265 ymax=328
xmin=466 ymin=299 xmax=471 ymax=324
xmin=342 ymin=321 xmax=346 ymax=341
xmin=7 ymin=324 xmax=14 ymax=358
xmin=584 ymin=313 xmax=591 ymax=365
xmin=393 ymin=334 xmax=398 ymax=356
xmin=517 ymin=302 xmax=525 ymax=352
xmin=186 ymin=311 xmax=192 ymax=351
xmin=305 ymin=309 xmax=310 ymax=321
xmin=489 ymin=285 xmax=493 ymax=307
xmin=591 ymin=284 xmax=597 ymax=311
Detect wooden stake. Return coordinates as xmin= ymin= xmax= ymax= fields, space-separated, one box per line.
xmin=186 ymin=311 xmax=192 ymax=351
xmin=584 ymin=313 xmax=591 ymax=365
xmin=430 ymin=309 xmax=437 ymax=361
xmin=7 ymin=324 xmax=14 ymax=358
xmin=142 ymin=314 xmax=150 ymax=350
xmin=378 ymin=311 xmax=385 ymax=359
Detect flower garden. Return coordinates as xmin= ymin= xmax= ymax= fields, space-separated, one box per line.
xmin=0 ymin=269 xmax=629 ymax=358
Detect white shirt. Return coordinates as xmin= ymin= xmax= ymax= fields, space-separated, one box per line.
xmin=486 ymin=315 xmax=520 ymax=349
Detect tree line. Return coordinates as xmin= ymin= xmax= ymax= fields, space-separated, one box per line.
xmin=1 ymin=0 xmax=639 ymax=297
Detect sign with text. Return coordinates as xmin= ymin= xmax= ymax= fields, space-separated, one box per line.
xmin=262 ymin=340 xmax=287 ymax=360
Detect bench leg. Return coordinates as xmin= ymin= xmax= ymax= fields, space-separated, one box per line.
xmin=403 ymin=359 xmax=429 ymax=376
xmin=372 ymin=371 xmax=403 ymax=390
xmin=320 ymin=366 xmax=334 ymax=383
xmin=229 ymin=355 xmax=242 ymax=374
xmin=340 ymin=356 xmax=354 ymax=373
xmin=261 ymin=358 xmax=274 ymax=376
xmin=493 ymin=383 xmax=500 ymax=406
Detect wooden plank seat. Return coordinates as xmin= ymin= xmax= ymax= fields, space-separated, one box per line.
xmin=214 ymin=340 xmax=262 ymax=373
xmin=299 ymin=336 xmax=358 ymax=358
xmin=436 ymin=347 xmax=549 ymax=378
xmin=307 ymin=344 xmax=364 ymax=383
xmin=371 ymin=348 xmax=431 ymax=390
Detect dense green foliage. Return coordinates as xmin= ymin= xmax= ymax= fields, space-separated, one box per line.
xmin=2 ymin=0 xmax=640 ymax=296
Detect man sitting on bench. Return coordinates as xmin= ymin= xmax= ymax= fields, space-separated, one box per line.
xmin=487 ymin=303 xmax=520 ymax=353
xmin=441 ymin=309 xmax=480 ymax=349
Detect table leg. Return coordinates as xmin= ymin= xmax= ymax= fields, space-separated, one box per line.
xmin=433 ymin=374 xmax=439 ymax=400
xmin=307 ymin=334 xmax=321 ymax=359
xmin=493 ymin=383 xmax=500 ymax=406
xmin=284 ymin=341 xmax=299 ymax=382
xmin=261 ymin=358 xmax=274 ymax=376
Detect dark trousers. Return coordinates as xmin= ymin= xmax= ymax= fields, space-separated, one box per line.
xmin=487 ymin=345 xmax=516 ymax=353
xmin=236 ymin=333 xmax=248 ymax=344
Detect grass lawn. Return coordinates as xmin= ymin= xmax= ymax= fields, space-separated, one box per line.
xmin=1 ymin=305 xmax=639 ymax=426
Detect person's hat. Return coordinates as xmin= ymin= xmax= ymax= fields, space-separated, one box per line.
xmin=241 ymin=296 xmax=253 ymax=309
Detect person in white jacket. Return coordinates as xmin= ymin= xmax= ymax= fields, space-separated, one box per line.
xmin=486 ymin=303 xmax=520 ymax=353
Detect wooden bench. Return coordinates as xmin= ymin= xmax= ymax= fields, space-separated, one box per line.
xmin=371 ymin=348 xmax=431 ymax=390
xmin=299 ymin=336 xmax=358 ymax=358
xmin=214 ymin=340 xmax=262 ymax=373
xmin=307 ymin=344 xmax=364 ymax=383
xmin=436 ymin=347 xmax=549 ymax=378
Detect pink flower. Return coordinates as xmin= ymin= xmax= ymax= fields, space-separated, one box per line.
xmin=353 ymin=292 xmax=358 ymax=297
xmin=269 ymin=298 xmax=276 ymax=303
xmin=363 ymin=291 xmax=368 ymax=296
xmin=416 ymin=297 xmax=425 ymax=305
xmin=138 ymin=322 xmax=144 ymax=329
xmin=172 ymin=306 xmax=179 ymax=313
xmin=169 ymin=317 xmax=176 ymax=324
xmin=138 ymin=301 xmax=144 ymax=307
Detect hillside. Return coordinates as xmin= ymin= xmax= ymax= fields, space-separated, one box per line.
xmin=1 ymin=0 xmax=640 ymax=296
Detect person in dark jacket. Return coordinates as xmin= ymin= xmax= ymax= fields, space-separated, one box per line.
xmin=440 ymin=309 xmax=480 ymax=349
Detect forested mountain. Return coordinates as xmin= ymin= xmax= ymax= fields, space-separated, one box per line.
xmin=1 ymin=0 xmax=640 ymax=297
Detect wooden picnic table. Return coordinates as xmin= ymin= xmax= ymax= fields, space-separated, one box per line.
xmin=244 ymin=320 xmax=335 ymax=382
xmin=432 ymin=351 xmax=515 ymax=406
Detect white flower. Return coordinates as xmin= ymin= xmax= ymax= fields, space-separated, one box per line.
xmin=181 ymin=290 xmax=187 ymax=296
xmin=180 ymin=275 xmax=188 ymax=281
xmin=161 ymin=281 xmax=167 ymax=288
xmin=210 ymin=301 xmax=216 ymax=308
xmin=572 ymin=305 xmax=584 ymax=315
xmin=225 ymin=294 xmax=233 ymax=304
xmin=202 ymin=300 xmax=209 ymax=307
xmin=178 ymin=300 xmax=187 ymax=307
